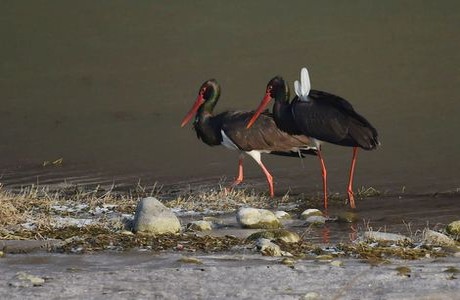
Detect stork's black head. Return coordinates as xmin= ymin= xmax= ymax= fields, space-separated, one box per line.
xmin=181 ymin=79 xmax=221 ymax=127
xmin=246 ymin=76 xmax=289 ymax=129
xmin=265 ymin=76 xmax=290 ymax=103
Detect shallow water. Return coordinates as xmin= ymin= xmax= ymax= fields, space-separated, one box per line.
xmin=1 ymin=1 xmax=460 ymax=197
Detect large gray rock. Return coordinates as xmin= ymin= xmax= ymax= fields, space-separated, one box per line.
xmin=236 ymin=207 xmax=281 ymax=229
xmin=133 ymin=197 xmax=181 ymax=234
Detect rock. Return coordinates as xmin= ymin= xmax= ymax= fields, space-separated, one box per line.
xmin=396 ymin=266 xmax=411 ymax=277
xmin=422 ymin=229 xmax=456 ymax=246
xmin=316 ymin=254 xmax=334 ymax=261
xmin=187 ymin=220 xmax=213 ymax=231
xmin=304 ymin=215 xmax=327 ymax=225
xmin=300 ymin=209 xmax=323 ymax=219
xmin=247 ymin=229 xmax=300 ymax=243
xmin=120 ymin=230 xmax=134 ymax=235
xmin=133 ymin=197 xmax=181 ymax=234
xmin=9 ymin=272 xmax=45 ymax=287
xmin=178 ymin=257 xmax=203 ymax=264
xmin=303 ymin=292 xmax=320 ymax=300
xmin=363 ymin=231 xmax=411 ymax=243
xmin=280 ymin=257 xmax=295 ymax=266
xmin=275 ymin=211 xmax=291 ymax=220
xmin=330 ymin=260 xmax=344 ymax=267
xmin=254 ymin=238 xmax=282 ymax=256
xmin=236 ymin=208 xmax=281 ymax=229
xmin=0 ymin=251 xmax=4 ymax=258
xmin=446 ymin=220 xmax=460 ymax=236
xmin=337 ymin=211 xmax=359 ymax=223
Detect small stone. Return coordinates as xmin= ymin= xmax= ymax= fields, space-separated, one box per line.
xmin=11 ymin=272 xmax=45 ymax=287
xmin=316 ymin=254 xmax=334 ymax=261
xmin=120 ymin=230 xmax=134 ymax=235
xmin=337 ymin=211 xmax=359 ymax=223
xmin=254 ymin=238 xmax=282 ymax=256
xmin=236 ymin=207 xmax=281 ymax=229
xmin=304 ymin=215 xmax=327 ymax=225
xmin=330 ymin=260 xmax=344 ymax=267
xmin=363 ymin=231 xmax=411 ymax=242
xmin=275 ymin=211 xmax=291 ymax=220
xmin=0 ymin=251 xmax=4 ymax=258
xmin=303 ymin=292 xmax=320 ymax=300
xmin=187 ymin=220 xmax=213 ymax=231
xmin=422 ymin=229 xmax=456 ymax=246
xmin=280 ymin=257 xmax=295 ymax=266
xmin=443 ymin=266 xmax=460 ymax=274
xmin=133 ymin=197 xmax=181 ymax=234
xmin=178 ymin=257 xmax=203 ymax=264
xmin=247 ymin=229 xmax=300 ymax=243
xmin=446 ymin=220 xmax=460 ymax=236
xmin=202 ymin=216 xmax=224 ymax=225
xmin=300 ymin=209 xmax=323 ymax=220
xmin=396 ymin=266 xmax=411 ymax=277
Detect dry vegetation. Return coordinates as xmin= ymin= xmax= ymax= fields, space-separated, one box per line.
xmin=0 ymin=183 xmax=457 ymax=261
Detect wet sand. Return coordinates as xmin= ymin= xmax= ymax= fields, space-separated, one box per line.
xmin=1 ymin=252 xmax=459 ymax=299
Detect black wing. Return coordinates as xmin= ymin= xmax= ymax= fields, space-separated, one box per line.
xmin=291 ymin=90 xmax=379 ymax=150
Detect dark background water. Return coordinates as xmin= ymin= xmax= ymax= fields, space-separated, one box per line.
xmin=1 ymin=1 xmax=460 ymax=195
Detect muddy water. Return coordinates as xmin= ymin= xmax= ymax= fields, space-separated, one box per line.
xmin=1 ymin=1 xmax=460 ymax=198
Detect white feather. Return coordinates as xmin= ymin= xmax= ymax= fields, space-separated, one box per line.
xmin=296 ymin=67 xmax=311 ymax=102
xmin=300 ymin=67 xmax=311 ymax=96
xmin=294 ymin=80 xmax=301 ymax=98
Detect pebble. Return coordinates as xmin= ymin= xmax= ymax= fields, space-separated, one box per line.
xmin=422 ymin=229 xmax=456 ymax=246
xmin=247 ymin=229 xmax=300 ymax=243
xmin=363 ymin=231 xmax=411 ymax=242
xmin=304 ymin=215 xmax=327 ymax=225
xmin=337 ymin=211 xmax=359 ymax=223
xmin=330 ymin=260 xmax=344 ymax=267
xmin=236 ymin=207 xmax=281 ymax=229
xmin=303 ymin=292 xmax=320 ymax=300
xmin=186 ymin=220 xmax=213 ymax=231
xmin=300 ymin=209 xmax=323 ymax=219
xmin=275 ymin=211 xmax=291 ymax=220
xmin=255 ymin=238 xmax=282 ymax=256
xmin=133 ymin=197 xmax=181 ymax=234
xmin=446 ymin=220 xmax=460 ymax=236
xmin=9 ymin=272 xmax=45 ymax=287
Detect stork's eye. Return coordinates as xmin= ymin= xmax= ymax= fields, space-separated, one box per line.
xmin=267 ymin=85 xmax=273 ymax=92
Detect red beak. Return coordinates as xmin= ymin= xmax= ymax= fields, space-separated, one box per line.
xmin=246 ymin=90 xmax=272 ymax=129
xmin=180 ymin=95 xmax=205 ymax=127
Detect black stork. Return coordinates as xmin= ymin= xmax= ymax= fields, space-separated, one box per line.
xmin=180 ymin=79 xmax=317 ymax=197
xmin=247 ymin=68 xmax=379 ymax=209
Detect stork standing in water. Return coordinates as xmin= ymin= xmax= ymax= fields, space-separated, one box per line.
xmin=181 ymin=79 xmax=317 ymax=197
xmin=247 ymin=68 xmax=379 ymax=208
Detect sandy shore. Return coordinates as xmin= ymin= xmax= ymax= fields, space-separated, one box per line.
xmin=1 ymin=251 xmax=459 ymax=299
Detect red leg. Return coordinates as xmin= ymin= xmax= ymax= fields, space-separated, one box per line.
xmin=347 ymin=147 xmax=358 ymax=209
xmin=231 ymin=156 xmax=244 ymax=187
xmin=317 ymin=150 xmax=328 ymax=210
xmin=246 ymin=151 xmax=274 ymax=197
xmin=258 ymin=162 xmax=274 ymax=197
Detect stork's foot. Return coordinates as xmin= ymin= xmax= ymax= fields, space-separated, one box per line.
xmin=347 ymin=189 xmax=356 ymax=209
